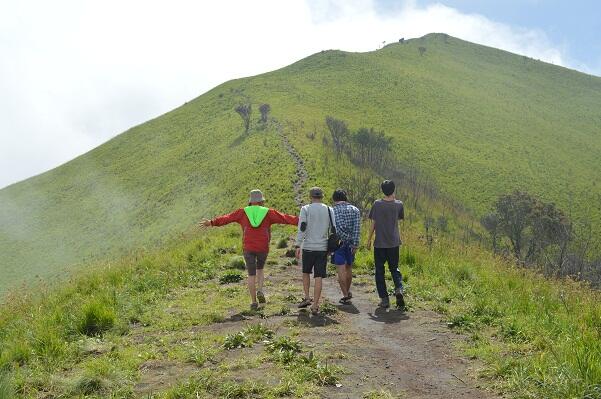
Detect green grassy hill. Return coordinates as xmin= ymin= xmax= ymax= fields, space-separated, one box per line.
xmin=2 ymin=33 xmax=601 ymax=294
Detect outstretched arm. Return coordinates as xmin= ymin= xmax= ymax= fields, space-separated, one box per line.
xmin=268 ymin=209 xmax=300 ymax=226
xmin=198 ymin=209 xmax=243 ymax=229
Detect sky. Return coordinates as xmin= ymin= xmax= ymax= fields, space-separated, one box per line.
xmin=1 ymin=0 xmax=599 ymax=189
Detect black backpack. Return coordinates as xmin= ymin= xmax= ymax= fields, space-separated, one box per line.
xmin=327 ymin=207 xmax=342 ymax=252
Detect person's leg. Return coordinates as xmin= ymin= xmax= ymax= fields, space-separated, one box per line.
xmin=345 ymin=244 xmax=354 ymax=296
xmin=303 ymin=273 xmax=311 ymax=299
xmin=387 ymin=247 xmax=405 ymax=309
xmin=332 ymin=246 xmax=348 ymax=299
xmin=336 ymin=266 xmax=348 ymax=297
xmin=255 ymin=252 xmax=267 ymax=303
xmin=374 ymin=248 xmax=388 ymax=301
xmin=344 ymin=264 xmax=352 ymax=294
xmin=386 ymin=246 xmax=403 ymax=292
xmin=313 ymin=277 xmax=323 ymax=308
xmin=299 ymin=250 xmax=313 ymax=307
xmin=247 ymin=275 xmax=257 ymax=304
xmin=311 ymin=251 xmax=327 ymax=312
xmin=243 ymin=251 xmax=258 ymax=305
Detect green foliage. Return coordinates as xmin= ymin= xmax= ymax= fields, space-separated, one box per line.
xmin=71 ymin=375 xmax=105 ymax=396
xmin=226 ymin=255 xmax=246 ymax=270
xmin=219 ymin=271 xmax=244 ymax=284
xmin=276 ymin=237 xmax=288 ymax=249
xmin=0 ymin=372 xmax=14 ymax=399
xmin=223 ymin=332 xmax=252 ymax=350
xmin=320 ymin=301 xmax=338 ymax=316
xmin=244 ymin=323 xmax=274 ymax=341
xmin=77 ymin=300 xmax=116 ymax=337
xmin=265 ymin=336 xmax=302 ymax=354
xmin=2 ymin=33 xmax=601 ymax=296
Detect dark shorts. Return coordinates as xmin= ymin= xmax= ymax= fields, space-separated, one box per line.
xmin=331 ymin=242 xmax=354 ymax=266
xmin=302 ymin=249 xmax=328 ymax=278
xmin=243 ymin=251 xmax=267 ymax=276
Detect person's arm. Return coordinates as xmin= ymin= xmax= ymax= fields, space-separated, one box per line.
xmin=367 ymin=219 xmax=376 ymax=250
xmin=295 ymin=207 xmax=307 ymax=258
xmin=398 ymin=203 xmax=405 ymax=236
xmin=268 ymin=209 xmax=300 ymax=226
xmin=352 ymin=209 xmax=361 ymax=251
xmin=366 ymin=204 xmax=376 ymax=250
xmin=199 ymin=208 xmax=242 ymax=228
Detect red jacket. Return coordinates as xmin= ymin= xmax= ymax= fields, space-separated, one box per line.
xmin=211 ymin=208 xmax=299 ymax=253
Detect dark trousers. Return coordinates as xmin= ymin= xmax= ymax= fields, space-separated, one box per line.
xmin=374 ymin=246 xmax=403 ymax=298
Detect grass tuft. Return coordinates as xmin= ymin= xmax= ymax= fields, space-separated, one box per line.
xmin=77 ymin=300 xmax=116 ymax=337
xmin=219 ymin=271 xmax=244 ymax=284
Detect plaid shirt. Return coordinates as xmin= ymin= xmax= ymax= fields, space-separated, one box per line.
xmin=333 ymin=202 xmax=361 ymax=248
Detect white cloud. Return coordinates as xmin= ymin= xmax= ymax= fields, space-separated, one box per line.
xmin=0 ymin=0 xmax=580 ymax=188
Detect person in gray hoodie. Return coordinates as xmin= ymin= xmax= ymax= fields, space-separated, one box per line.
xmin=295 ymin=187 xmax=335 ymax=315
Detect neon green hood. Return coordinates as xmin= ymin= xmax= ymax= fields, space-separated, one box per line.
xmin=244 ymin=206 xmax=269 ymax=228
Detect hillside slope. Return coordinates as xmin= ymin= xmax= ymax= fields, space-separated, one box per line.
xmin=2 ymin=33 xmax=601 ymax=294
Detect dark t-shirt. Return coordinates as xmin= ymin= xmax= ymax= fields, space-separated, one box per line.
xmin=368 ymin=199 xmax=404 ymax=248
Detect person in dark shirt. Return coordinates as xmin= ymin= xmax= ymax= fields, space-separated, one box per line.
xmin=367 ymin=180 xmax=406 ymax=309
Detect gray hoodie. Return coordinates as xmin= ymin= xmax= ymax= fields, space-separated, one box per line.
xmin=296 ymin=202 xmax=335 ymax=251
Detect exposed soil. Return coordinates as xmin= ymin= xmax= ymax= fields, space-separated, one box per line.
xmin=275 ymin=121 xmax=309 ymax=207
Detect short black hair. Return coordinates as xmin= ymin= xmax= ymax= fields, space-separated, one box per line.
xmin=381 ymin=180 xmax=395 ymax=196
xmin=332 ymin=189 xmax=348 ymax=202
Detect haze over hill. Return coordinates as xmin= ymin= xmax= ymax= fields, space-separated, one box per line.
xmin=1 ymin=33 xmax=601 ymax=295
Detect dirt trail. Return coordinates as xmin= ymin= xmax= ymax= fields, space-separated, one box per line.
xmin=275 ymin=120 xmax=308 ymax=207
xmin=318 ymin=275 xmax=495 ymax=398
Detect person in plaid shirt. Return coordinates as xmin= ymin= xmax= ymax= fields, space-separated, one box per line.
xmin=331 ymin=189 xmax=361 ymax=304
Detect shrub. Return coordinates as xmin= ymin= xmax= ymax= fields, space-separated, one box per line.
xmin=277 ymin=238 xmax=288 ymax=249
xmin=266 ymin=336 xmax=302 ymax=354
xmin=219 ymin=271 xmax=243 ymax=284
xmin=320 ymin=301 xmax=338 ymax=316
xmin=77 ymin=301 xmax=116 ymax=337
xmin=244 ymin=323 xmax=274 ymax=341
xmin=72 ymin=375 xmax=105 ymax=396
xmin=226 ymin=256 xmax=246 ymax=270
xmin=223 ymin=332 xmax=251 ymax=349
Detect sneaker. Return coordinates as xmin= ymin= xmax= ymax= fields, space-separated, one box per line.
xmin=250 ymin=302 xmax=259 ymax=311
xmin=378 ymin=297 xmax=390 ymax=308
xmin=339 ymin=296 xmax=351 ymax=305
xmin=257 ymin=290 xmax=266 ymax=304
xmin=298 ymin=298 xmax=312 ymax=308
xmin=395 ymin=288 xmax=405 ymax=309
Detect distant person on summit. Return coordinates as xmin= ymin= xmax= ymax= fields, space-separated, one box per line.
xmin=199 ymin=190 xmax=298 ymax=310
xmin=366 ymin=180 xmax=406 ymax=309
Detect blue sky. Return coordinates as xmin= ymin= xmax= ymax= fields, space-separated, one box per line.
xmin=379 ymin=0 xmax=601 ymax=74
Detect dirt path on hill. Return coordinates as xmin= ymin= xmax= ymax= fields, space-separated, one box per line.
xmin=275 ymin=120 xmax=308 ymax=207
xmin=273 ymin=262 xmax=496 ymax=399
xmin=321 ymin=284 xmax=495 ymax=398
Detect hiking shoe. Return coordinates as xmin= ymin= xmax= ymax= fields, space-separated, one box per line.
xmin=339 ymin=296 xmax=351 ymax=305
xmin=298 ymin=298 xmax=312 ymax=308
xmin=395 ymin=288 xmax=405 ymax=309
xmin=250 ymin=302 xmax=259 ymax=311
xmin=378 ymin=297 xmax=390 ymax=308
xmin=257 ymin=290 xmax=266 ymax=304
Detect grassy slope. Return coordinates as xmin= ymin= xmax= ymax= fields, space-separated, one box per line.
xmin=0 ymin=225 xmax=599 ymax=398
xmin=2 ymin=33 xmax=601 ymax=294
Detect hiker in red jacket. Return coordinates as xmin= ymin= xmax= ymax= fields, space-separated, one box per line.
xmin=199 ymin=189 xmax=299 ymax=310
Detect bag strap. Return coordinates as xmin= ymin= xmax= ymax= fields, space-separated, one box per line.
xmin=327 ymin=207 xmax=336 ymax=235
